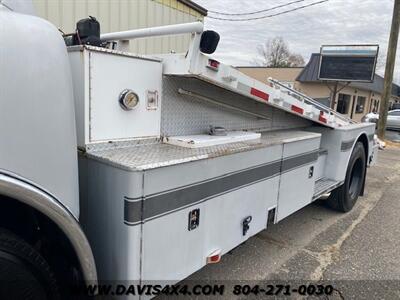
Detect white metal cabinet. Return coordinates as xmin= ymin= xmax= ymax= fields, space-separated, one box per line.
xmin=203 ymin=178 xmax=279 ymax=257
xmin=141 ymin=202 xmax=206 ymax=281
xmin=89 ymin=51 xmax=162 ymax=142
xmin=68 ymin=47 xmax=162 ymax=147
xmin=202 ymin=144 xmax=282 ymax=258
xmin=139 ymin=146 xmax=281 ymax=281
xmin=276 ymin=136 xmax=321 ymax=221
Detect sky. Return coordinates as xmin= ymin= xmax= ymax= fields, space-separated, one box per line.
xmin=194 ymin=0 xmax=399 ymax=83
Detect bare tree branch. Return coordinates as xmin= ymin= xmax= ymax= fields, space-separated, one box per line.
xmin=257 ymin=37 xmax=305 ymax=67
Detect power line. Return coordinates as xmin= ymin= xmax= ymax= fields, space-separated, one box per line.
xmin=208 ymin=0 xmax=305 ymax=16
xmin=207 ymin=0 xmax=329 ymax=21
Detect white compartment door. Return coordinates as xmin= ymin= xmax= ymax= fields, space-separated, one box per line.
xmin=276 ymin=137 xmax=320 ymax=222
xmin=141 ymin=202 xmax=205 ymax=281
xmin=89 ymin=52 xmax=162 ymax=142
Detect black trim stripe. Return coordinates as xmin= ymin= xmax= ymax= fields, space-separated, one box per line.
xmin=124 ymin=150 xmax=318 ymax=225
xmin=318 ymin=149 xmax=328 ymax=156
xmin=144 ymin=161 xmax=281 ymax=220
xmin=124 ymin=201 xmax=143 ymax=226
xmin=341 ymin=139 xmax=355 ymax=152
xmin=143 ymin=158 xmax=281 ymax=199
xmin=281 ymin=151 xmax=318 ymax=174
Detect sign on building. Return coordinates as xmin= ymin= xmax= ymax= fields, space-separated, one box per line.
xmin=318 ymin=45 xmax=379 ymax=82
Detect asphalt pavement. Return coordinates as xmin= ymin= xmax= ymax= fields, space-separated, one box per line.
xmin=178 ymin=146 xmax=400 ymax=299
xmin=386 ymin=129 xmax=400 ymax=142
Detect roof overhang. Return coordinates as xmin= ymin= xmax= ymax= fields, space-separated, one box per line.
xmin=178 ymin=0 xmax=208 ymax=16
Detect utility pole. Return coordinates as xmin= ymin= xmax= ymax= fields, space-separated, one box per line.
xmin=378 ymin=0 xmax=400 ymax=139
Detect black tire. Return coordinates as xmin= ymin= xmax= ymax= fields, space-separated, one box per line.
xmin=0 ymin=229 xmax=60 ymax=300
xmin=327 ymin=141 xmax=366 ymax=212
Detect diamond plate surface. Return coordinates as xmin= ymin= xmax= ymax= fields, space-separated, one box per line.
xmin=160 ymin=77 xmax=310 ymax=136
xmin=313 ymin=177 xmax=341 ymax=199
xmin=86 ymin=130 xmax=320 ymax=171
xmin=85 ymin=137 xmax=160 ymax=152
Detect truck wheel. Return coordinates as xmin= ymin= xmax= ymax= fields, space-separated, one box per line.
xmin=327 ymin=141 xmax=366 ymax=212
xmin=0 ymin=229 xmax=60 ymax=300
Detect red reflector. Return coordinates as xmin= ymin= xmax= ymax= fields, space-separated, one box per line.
xmin=207 ymin=59 xmax=220 ymax=71
xmin=319 ymin=111 xmax=327 ymax=123
xmin=319 ymin=115 xmax=327 ymax=123
xmin=250 ymin=88 xmax=269 ymax=101
xmin=209 ymin=255 xmax=220 ymax=263
xmin=206 ymin=250 xmax=222 ymax=264
xmin=291 ymin=105 xmax=304 ymax=114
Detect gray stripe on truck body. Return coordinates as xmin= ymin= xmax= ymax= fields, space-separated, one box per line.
xmin=124 ymin=150 xmax=318 ymax=225
xmin=341 ymin=139 xmax=355 ymax=152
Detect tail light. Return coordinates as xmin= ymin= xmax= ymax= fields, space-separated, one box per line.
xmin=207 ymin=59 xmax=220 ymax=71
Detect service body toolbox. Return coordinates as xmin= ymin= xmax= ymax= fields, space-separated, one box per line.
xmin=81 ymin=130 xmax=322 ymax=282
xmin=0 ymin=4 xmax=379 ymax=299
xmin=69 ymin=25 xmax=376 ymax=293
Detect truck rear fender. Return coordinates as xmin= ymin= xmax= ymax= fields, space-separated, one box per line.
xmin=347 ymin=132 xmax=370 ymax=196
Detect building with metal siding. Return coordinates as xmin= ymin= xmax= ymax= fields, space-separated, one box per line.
xmin=32 ymin=0 xmax=207 ymax=54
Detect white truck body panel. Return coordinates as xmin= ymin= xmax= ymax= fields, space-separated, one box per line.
xmin=1 ymin=0 xmax=34 ymax=15
xmin=0 ymin=2 xmax=98 ymax=285
xmin=0 ymin=6 xmax=79 ymax=217
xmin=307 ymin=123 xmax=375 ymax=181
xmin=0 ymin=5 xmax=379 ymax=296
xmin=276 ymin=137 xmax=321 ymax=221
xmin=81 ymin=131 xmax=325 ymax=284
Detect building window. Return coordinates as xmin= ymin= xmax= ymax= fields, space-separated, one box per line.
xmin=373 ymin=99 xmax=380 ymax=113
xmin=355 ymin=96 xmax=366 ymax=114
xmin=336 ymin=93 xmax=351 ymax=114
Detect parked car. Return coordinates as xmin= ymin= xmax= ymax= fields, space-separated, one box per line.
xmin=362 ymin=109 xmax=400 ymax=130
xmin=361 ymin=112 xmax=379 ymax=124
xmin=391 ymin=103 xmax=400 ymax=110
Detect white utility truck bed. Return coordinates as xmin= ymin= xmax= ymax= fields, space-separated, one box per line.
xmin=68 ymin=28 xmax=377 ymax=287
xmin=0 ymin=5 xmax=380 ymax=298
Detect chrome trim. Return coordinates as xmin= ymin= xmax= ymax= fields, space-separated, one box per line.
xmin=0 ymin=173 xmax=97 ymax=285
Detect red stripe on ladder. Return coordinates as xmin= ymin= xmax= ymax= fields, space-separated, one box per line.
xmin=319 ymin=111 xmax=327 ymax=123
xmin=291 ymin=105 xmax=304 ymax=114
xmin=319 ymin=115 xmax=327 ymax=123
xmin=250 ymin=88 xmax=269 ymax=101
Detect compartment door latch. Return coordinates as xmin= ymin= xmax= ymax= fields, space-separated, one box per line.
xmin=242 ymin=216 xmax=252 ymax=236
xmin=309 ymin=166 xmax=314 ymax=178
xmin=188 ymin=208 xmax=200 ymax=231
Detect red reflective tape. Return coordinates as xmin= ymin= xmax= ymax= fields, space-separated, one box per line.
xmin=319 ymin=115 xmax=327 ymax=123
xmin=291 ymin=105 xmax=304 ymax=114
xmin=319 ymin=111 xmax=327 ymax=123
xmin=250 ymin=88 xmax=269 ymax=101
